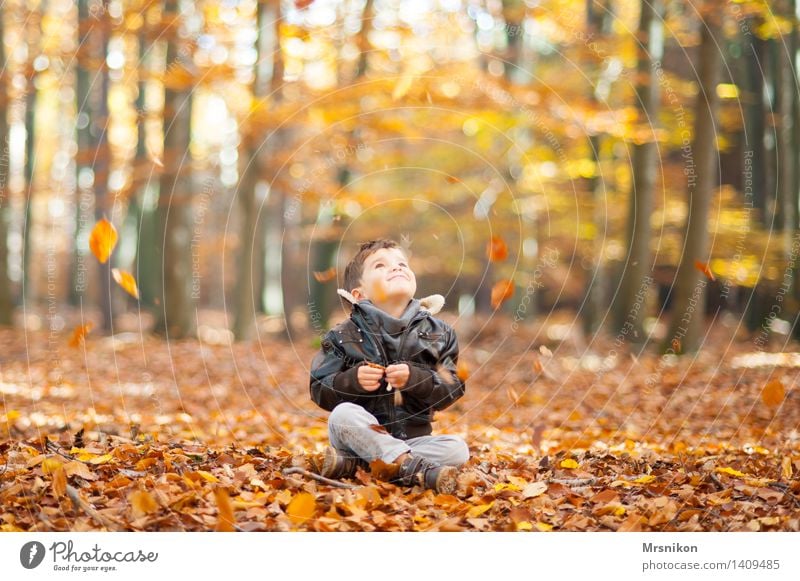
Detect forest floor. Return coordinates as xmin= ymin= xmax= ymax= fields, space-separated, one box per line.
xmin=1 ymin=314 xmax=799 ymax=532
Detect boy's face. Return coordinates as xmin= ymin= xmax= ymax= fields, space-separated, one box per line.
xmin=351 ymin=247 xmax=417 ymax=305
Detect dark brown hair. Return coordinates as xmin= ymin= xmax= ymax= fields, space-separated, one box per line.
xmin=342 ymin=239 xmax=405 ymax=298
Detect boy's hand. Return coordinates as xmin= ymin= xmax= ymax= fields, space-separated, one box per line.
xmin=385 ymin=364 xmax=410 ymax=390
xmin=357 ymin=364 xmax=385 ymax=392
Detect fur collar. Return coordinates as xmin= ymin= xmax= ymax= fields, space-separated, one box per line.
xmin=337 ymin=289 xmax=445 ymax=315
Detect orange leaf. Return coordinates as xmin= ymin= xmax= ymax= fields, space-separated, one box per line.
xmin=68 ymin=323 xmax=93 ymax=348
xmin=445 ymin=176 xmax=462 ymax=184
xmin=313 ymin=267 xmax=336 ymax=283
xmin=490 ymin=279 xmax=515 ymax=309
xmin=89 ymin=218 xmax=118 ymax=264
xmin=112 ymin=269 xmax=140 ymax=299
xmin=486 ymin=236 xmax=509 ymax=262
xmin=762 ymin=380 xmax=785 ymax=407
xmin=694 ymin=260 xmax=715 ymax=281
xmin=456 ymin=360 xmax=470 ymax=382
xmin=286 ymin=491 xmax=317 ymax=524
xmin=129 ymin=490 xmax=159 ymax=518
xmin=214 ymin=488 xmax=236 ymax=532
xmin=369 ymin=459 xmax=400 ymax=481
xmin=52 ymin=466 xmax=66 ymax=498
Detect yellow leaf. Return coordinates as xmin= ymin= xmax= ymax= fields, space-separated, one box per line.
xmin=214 ymin=488 xmax=236 ymax=532
xmin=286 ymin=492 xmax=317 ymax=524
xmin=87 ymin=453 xmax=114 ymax=465
xmin=466 ymin=502 xmax=494 ymax=518
xmin=535 ymin=522 xmax=553 ymax=532
xmin=112 ymin=269 xmax=140 ymax=299
xmin=516 ymin=521 xmax=533 ymax=531
xmin=4 ymin=409 xmax=21 ymax=422
xmin=716 ymin=467 xmax=746 ymax=478
xmin=560 ymin=458 xmax=579 ymax=469
xmin=507 ymin=475 xmax=528 ymax=488
xmin=129 ymin=490 xmax=159 ymax=518
xmin=195 ymin=470 xmax=219 ymax=483
xmin=89 ymin=218 xmax=118 ymax=264
xmin=633 ymin=475 xmax=655 ymax=484
xmin=781 ymin=457 xmax=793 ymax=480
xmin=762 ymin=380 xmax=785 ymax=407
xmin=41 ymin=458 xmax=63 ymax=474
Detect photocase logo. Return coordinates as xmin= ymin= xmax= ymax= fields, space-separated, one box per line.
xmin=20 ymin=541 xmax=46 ymax=569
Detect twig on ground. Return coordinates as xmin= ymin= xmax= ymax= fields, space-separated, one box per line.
xmin=65 ymin=485 xmax=125 ymax=531
xmin=548 ymin=477 xmax=596 ymax=486
xmin=282 ymin=467 xmax=359 ymax=489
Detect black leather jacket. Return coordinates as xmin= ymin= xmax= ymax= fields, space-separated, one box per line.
xmin=309 ymin=290 xmax=465 ymax=440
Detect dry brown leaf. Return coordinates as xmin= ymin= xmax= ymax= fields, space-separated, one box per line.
xmin=129 ymin=490 xmax=158 ymax=519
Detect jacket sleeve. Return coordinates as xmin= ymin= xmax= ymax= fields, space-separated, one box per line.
xmin=401 ymin=325 xmax=465 ymax=411
xmin=309 ymin=333 xmax=370 ymax=411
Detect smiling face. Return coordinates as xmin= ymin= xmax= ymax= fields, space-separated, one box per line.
xmin=351 ymin=247 xmax=417 ymax=306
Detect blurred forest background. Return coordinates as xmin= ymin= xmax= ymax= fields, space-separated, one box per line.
xmin=0 ymin=0 xmax=798 ymax=354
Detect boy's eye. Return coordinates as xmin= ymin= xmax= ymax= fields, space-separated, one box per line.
xmin=374 ymin=263 xmax=384 ymax=268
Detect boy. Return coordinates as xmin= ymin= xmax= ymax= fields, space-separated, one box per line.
xmin=309 ymin=239 xmax=469 ymax=494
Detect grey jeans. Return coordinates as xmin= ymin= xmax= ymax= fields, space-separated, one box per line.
xmin=328 ymin=402 xmax=469 ymax=466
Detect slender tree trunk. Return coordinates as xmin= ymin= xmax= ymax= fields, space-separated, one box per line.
xmin=664 ymin=7 xmax=722 ymax=353
xmin=583 ymin=0 xmax=614 ymax=336
xmin=70 ymin=0 xmax=94 ymax=306
xmin=0 ymin=10 xmax=13 ymax=325
xmin=744 ymin=30 xmax=768 ymax=225
xmin=93 ymin=0 xmax=113 ymax=333
xmin=154 ymin=0 xmax=195 ymax=338
xmin=233 ymin=0 xmax=280 ymax=340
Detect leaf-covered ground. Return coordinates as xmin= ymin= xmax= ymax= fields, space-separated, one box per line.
xmin=1 ymin=316 xmax=799 ymax=532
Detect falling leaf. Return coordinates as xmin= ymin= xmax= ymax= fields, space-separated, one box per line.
xmin=694 ymin=260 xmax=715 ymax=281
xmin=445 ymin=176 xmax=462 ymax=184
xmin=68 ymin=324 xmax=93 ymax=348
xmin=89 ymin=218 xmax=118 ymax=264
xmin=507 ymin=386 xmax=521 ymax=406
xmin=214 ymin=488 xmax=236 ymax=532
xmin=313 ymin=267 xmax=336 ymax=283
xmin=392 ymin=74 xmax=415 ymax=101
xmin=129 ymin=490 xmax=159 ymax=519
xmin=560 ymin=458 xmax=579 ymax=469
xmin=522 ymin=481 xmax=548 ymax=499
xmin=112 ymin=269 xmax=140 ymax=299
xmin=490 ymin=279 xmax=515 ymax=309
xmin=761 ymin=380 xmax=785 ymax=407
xmin=456 ymin=360 xmax=470 ymax=382
xmin=286 ymin=492 xmax=317 ymax=524
xmin=486 ymin=236 xmax=509 ymax=262
xmin=294 ymin=0 xmax=314 ymax=8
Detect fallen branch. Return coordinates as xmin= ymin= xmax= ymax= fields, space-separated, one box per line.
xmin=548 ymin=477 xmax=596 ymax=486
xmin=65 ymin=485 xmax=125 ymax=531
xmin=282 ymin=467 xmax=359 ymax=489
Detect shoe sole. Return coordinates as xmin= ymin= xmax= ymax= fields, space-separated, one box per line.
xmin=434 ymin=466 xmax=458 ymax=494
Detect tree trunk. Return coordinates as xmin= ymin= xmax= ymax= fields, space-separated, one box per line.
xmin=664 ymin=7 xmax=722 ymax=354
xmin=69 ymin=0 xmax=94 ymax=307
xmin=93 ymin=0 xmax=113 ymax=333
xmin=233 ymin=0 xmax=280 ymax=341
xmin=154 ymin=0 xmax=195 ymax=338
xmin=0 ymin=10 xmax=13 ymax=325
xmin=744 ymin=30 xmax=769 ymax=225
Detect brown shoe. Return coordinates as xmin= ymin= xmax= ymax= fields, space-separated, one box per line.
xmin=393 ymin=455 xmax=458 ymax=494
xmin=319 ymin=447 xmax=368 ymax=479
